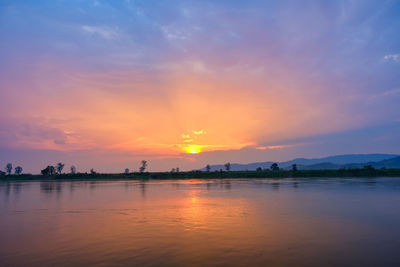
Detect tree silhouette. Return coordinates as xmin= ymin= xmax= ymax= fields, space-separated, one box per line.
xmin=270 ymin=163 xmax=279 ymax=171
xmin=139 ymin=160 xmax=147 ymax=173
xmin=56 ymin=162 xmax=65 ymax=174
xmin=363 ymin=165 xmax=375 ymax=171
xmin=224 ymin=162 xmax=231 ymax=171
xmin=292 ymin=164 xmax=298 ymax=171
xmin=41 ymin=166 xmax=56 ymax=176
xmin=206 ymin=164 xmax=211 ymax=172
xmin=90 ymin=168 xmax=96 ymax=174
xmin=256 ymin=167 xmax=262 ymax=171
xmin=70 ymin=165 xmax=76 ymax=174
xmin=5 ymin=163 xmax=12 ymax=175
xmin=176 ymin=167 xmax=179 ymax=172
xmin=14 ymin=166 xmax=23 ymax=175
xmin=124 ymin=168 xmax=129 ymax=174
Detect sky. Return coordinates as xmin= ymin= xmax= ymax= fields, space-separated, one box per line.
xmin=1 ymin=0 xmax=400 ymax=173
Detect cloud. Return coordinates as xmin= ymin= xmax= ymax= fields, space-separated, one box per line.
xmin=161 ymin=25 xmax=190 ymax=41
xmin=193 ymin=129 xmax=205 ymax=135
xmin=81 ymin=25 xmax=119 ymax=40
xmin=382 ymin=88 xmax=400 ymax=96
xmin=383 ymin=54 xmax=400 ymax=62
xmin=0 ymin=117 xmax=94 ymax=151
xmin=255 ymin=143 xmax=305 ymax=150
xmin=1 ymin=0 xmax=400 ymax=172
xmin=157 ymin=61 xmax=211 ymax=75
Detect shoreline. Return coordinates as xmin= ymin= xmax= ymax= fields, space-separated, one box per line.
xmin=2 ymin=168 xmax=400 ymax=181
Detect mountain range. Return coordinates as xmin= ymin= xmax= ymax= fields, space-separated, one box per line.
xmin=200 ymin=154 xmax=400 ymax=171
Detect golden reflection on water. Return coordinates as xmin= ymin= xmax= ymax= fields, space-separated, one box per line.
xmin=1 ymin=179 xmax=400 ymax=266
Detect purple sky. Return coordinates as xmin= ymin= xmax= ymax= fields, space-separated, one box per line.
xmin=1 ymin=0 xmax=400 ymax=173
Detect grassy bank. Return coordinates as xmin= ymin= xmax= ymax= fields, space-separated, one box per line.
xmin=1 ymin=168 xmax=400 ymax=181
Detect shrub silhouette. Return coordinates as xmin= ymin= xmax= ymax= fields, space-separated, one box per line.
xmin=5 ymin=163 xmax=12 ymax=175
xmin=224 ymin=162 xmax=231 ymax=171
xmin=206 ymin=165 xmax=211 ymax=172
xmin=270 ymin=163 xmax=279 ymax=171
xmin=56 ymin=163 xmax=65 ymax=174
xmin=14 ymin=166 xmax=23 ymax=175
xmin=70 ymin=165 xmax=76 ymax=174
xmin=292 ymin=164 xmax=298 ymax=171
xmin=139 ymin=160 xmax=147 ymax=173
xmin=41 ymin=166 xmax=56 ymax=176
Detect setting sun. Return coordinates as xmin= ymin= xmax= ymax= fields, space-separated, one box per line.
xmin=183 ymin=145 xmax=202 ymax=154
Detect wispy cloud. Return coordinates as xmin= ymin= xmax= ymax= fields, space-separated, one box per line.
xmin=383 ymin=53 xmax=400 ymax=62
xmin=255 ymin=144 xmax=298 ymax=150
xmin=382 ymin=88 xmax=400 ymax=96
xmin=193 ymin=129 xmax=206 ymax=135
xmin=0 ymin=117 xmax=93 ymax=151
xmin=1 ymin=0 xmax=400 ymax=172
xmin=81 ymin=25 xmax=119 ymax=40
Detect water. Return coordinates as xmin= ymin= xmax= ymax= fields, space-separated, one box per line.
xmin=1 ymin=178 xmax=400 ymax=266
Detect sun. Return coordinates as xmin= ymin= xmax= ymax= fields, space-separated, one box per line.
xmin=183 ymin=145 xmax=202 ymax=154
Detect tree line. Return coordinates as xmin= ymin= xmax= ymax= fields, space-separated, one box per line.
xmin=1 ymin=160 xmax=150 ymax=176
xmin=0 ymin=163 xmax=23 ymax=176
xmin=2 ymin=160 xmax=398 ymax=179
xmin=0 ymin=161 xmax=297 ymax=176
xmin=204 ymin=162 xmax=291 ymax=172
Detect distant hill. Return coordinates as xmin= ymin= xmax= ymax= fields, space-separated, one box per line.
xmin=297 ymin=156 xmax=400 ymax=170
xmin=203 ymin=162 xmax=275 ymax=171
xmin=366 ymin=156 xmax=400 ymax=169
xmin=294 ymin=162 xmax=342 ymax=170
xmin=200 ymin=154 xmax=400 ymax=171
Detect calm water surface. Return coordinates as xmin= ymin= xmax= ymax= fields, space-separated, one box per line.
xmin=1 ymin=178 xmax=400 ymax=266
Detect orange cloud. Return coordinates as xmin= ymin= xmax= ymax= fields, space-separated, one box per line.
xmin=0 ymin=56 xmax=363 ymax=164
xmin=256 ymin=144 xmax=296 ymax=150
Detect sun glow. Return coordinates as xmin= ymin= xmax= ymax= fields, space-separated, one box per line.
xmin=183 ymin=145 xmax=202 ymax=154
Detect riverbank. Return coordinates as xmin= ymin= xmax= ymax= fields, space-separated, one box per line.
xmin=2 ymin=168 xmax=400 ymax=181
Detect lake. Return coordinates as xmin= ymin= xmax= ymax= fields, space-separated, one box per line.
xmin=1 ymin=178 xmax=400 ymax=266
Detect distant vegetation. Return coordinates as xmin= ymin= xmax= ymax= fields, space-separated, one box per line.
xmin=224 ymin=162 xmax=231 ymax=171
xmin=2 ymin=157 xmax=400 ymax=181
xmin=201 ymin=154 xmax=400 ymax=171
xmin=41 ymin=166 xmax=56 ymax=176
xmin=70 ymin=166 xmax=76 ymax=174
xmin=1 ymin=163 xmax=23 ymax=176
xmin=1 ymin=161 xmax=400 ymax=180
